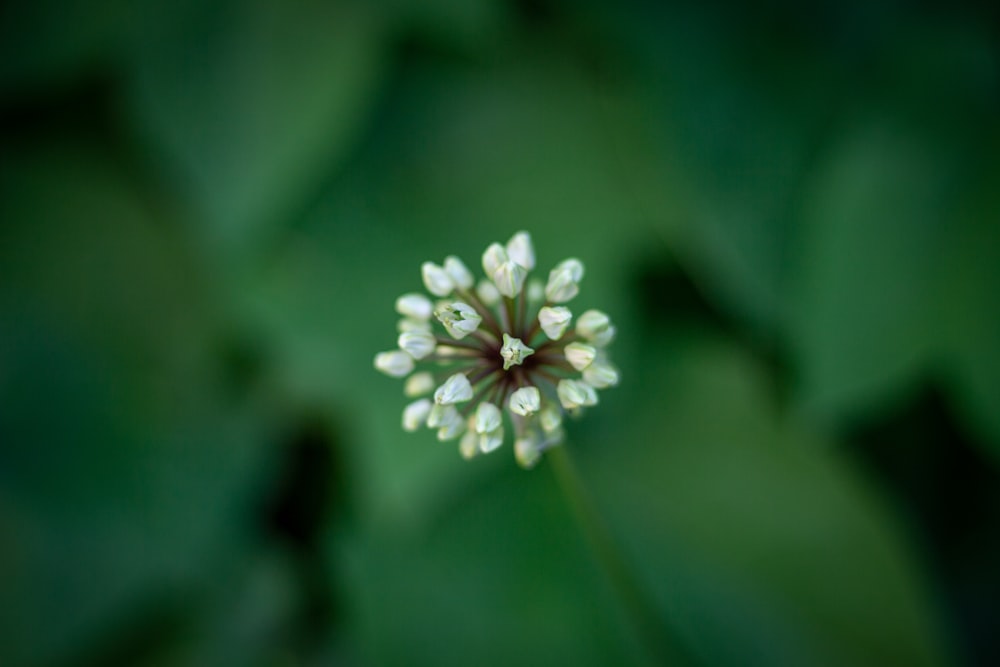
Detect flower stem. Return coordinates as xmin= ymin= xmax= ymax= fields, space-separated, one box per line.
xmin=547 ymin=445 xmax=695 ymax=667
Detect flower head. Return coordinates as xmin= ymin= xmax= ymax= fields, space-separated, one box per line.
xmin=374 ymin=231 xmax=619 ymax=468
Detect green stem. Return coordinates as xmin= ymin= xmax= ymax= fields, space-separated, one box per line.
xmin=547 ymin=445 xmax=695 ymax=667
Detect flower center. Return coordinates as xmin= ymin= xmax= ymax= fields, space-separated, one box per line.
xmin=500 ymin=333 xmax=534 ymax=371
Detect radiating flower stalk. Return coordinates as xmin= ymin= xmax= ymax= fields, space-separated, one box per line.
xmin=374 ymin=231 xmax=619 ymax=468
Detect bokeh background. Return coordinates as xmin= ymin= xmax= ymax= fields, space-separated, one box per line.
xmin=2 ymin=0 xmax=999 ymax=665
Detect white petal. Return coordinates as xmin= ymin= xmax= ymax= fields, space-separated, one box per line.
xmin=427 ymin=404 xmax=458 ymax=428
xmin=402 ymin=399 xmax=432 ymax=431
xmin=538 ymin=306 xmax=572 ymax=340
xmin=476 ymin=279 xmax=501 ymax=306
xmin=479 ymin=427 xmax=504 ymax=453
xmin=492 ymin=261 xmax=527 ymax=298
xmin=557 ymin=379 xmax=589 ymax=409
xmin=397 ymin=318 xmax=432 ymax=334
xmin=564 ymin=342 xmax=596 ymax=371
xmin=583 ymin=361 xmax=619 ymax=388
xmin=508 ymin=386 xmax=541 ymax=416
xmin=404 ymin=371 xmax=436 ymax=397
xmin=500 ymin=333 xmax=535 ymax=370
xmin=437 ymin=410 xmax=467 ymax=441
xmin=482 ymin=243 xmax=508 ymax=278
xmin=515 ymin=433 xmax=541 ymax=468
xmin=576 ymin=309 xmax=614 ymax=346
xmin=434 ymin=372 xmax=474 ymax=405
xmin=527 ymin=279 xmax=545 ymax=303
xmin=474 ymin=402 xmax=503 ymax=434
xmin=395 ymin=293 xmax=433 ymax=320
xmin=374 ymin=350 xmax=414 ymax=378
xmin=421 ymin=262 xmax=454 ymax=297
xmin=539 ymin=403 xmax=562 ymax=432
xmin=506 ymin=231 xmax=535 ymax=270
xmin=459 ymin=427 xmax=480 ymax=459
xmin=544 ymin=258 xmax=584 ymax=302
xmin=434 ymin=301 xmax=482 ymax=339
xmin=398 ymin=330 xmax=436 ymax=360
xmin=444 ymin=255 xmax=474 ymax=289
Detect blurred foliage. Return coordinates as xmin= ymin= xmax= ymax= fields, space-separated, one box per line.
xmin=1 ymin=0 xmax=999 ymax=666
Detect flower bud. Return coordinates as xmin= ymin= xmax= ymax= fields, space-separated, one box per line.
xmin=398 ymin=330 xmax=436 ymax=360
xmin=434 ymin=372 xmax=474 ymax=405
xmin=538 ymin=306 xmax=572 ymax=340
xmin=404 ymin=371 xmax=436 ymax=397
xmin=583 ymin=360 xmax=619 ymax=388
xmin=500 ymin=333 xmax=535 ymax=370
xmin=421 ymin=261 xmax=454 ymax=297
xmin=444 ymin=255 xmax=474 ymax=289
xmin=402 ymin=399 xmax=432 ymax=432
xmin=434 ymin=302 xmax=482 ymax=339
xmin=508 ymin=386 xmax=541 ymax=416
xmin=474 ymin=402 xmax=503 ymax=434
xmin=544 ymin=258 xmax=584 ymax=302
xmin=395 ymin=293 xmax=433 ymax=320
xmin=482 ymin=243 xmax=508 ymax=278
xmin=576 ymin=309 xmax=615 ymax=346
xmin=564 ymin=342 xmax=596 ymax=371
xmin=374 ymin=350 xmax=414 ymax=377
xmin=492 ymin=261 xmax=527 ymax=298
xmin=506 ymin=231 xmax=535 ymax=270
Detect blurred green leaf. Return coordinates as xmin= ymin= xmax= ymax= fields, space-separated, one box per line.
xmin=124 ymin=0 xmax=389 ymax=261
xmin=935 ymin=150 xmax=1000 ymax=458
xmin=339 ymin=465 xmax=646 ymax=667
xmin=581 ymin=334 xmax=953 ymax=666
xmin=788 ymin=121 xmax=952 ymax=422
xmin=0 ymin=0 xmax=132 ymax=94
xmin=0 ymin=141 xmax=273 ymax=666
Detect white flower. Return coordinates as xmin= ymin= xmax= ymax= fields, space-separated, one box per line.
xmin=474 ymin=403 xmax=504 ymax=453
xmin=402 ymin=399 xmax=432 ymax=432
xmin=436 ymin=408 xmax=467 ymax=441
xmin=427 ymin=403 xmax=459 ymax=428
xmin=506 ymin=231 xmax=535 ymax=270
xmin=397 ymin=318 xmax=432 ymax=334
xmin=475 ymin=402 xmax=503 ymax=434
xmin=404 ymin=371 xmax=436 ymax=397
xmin=515 ymin=432 xmax=541 ymax=468
xmin=434 ymin=302 xmax=482 ymax=339
xmin=539 ymin=403 xmax=562 ymax=432
xmin=544 ymin=258 xmax=584 ymax=302
xmin=538 ymin=306 xmax=572 ymax=340
xmin=482 ymin=243 xmax=508 ymax=278
xmin=557 ymin=379 xmax=598 ymax=409
xmin=374 ymin=350 xmax=414 ymax=377
xmin=527 ymin=279 xmax=545 ymax=303
xmin=480 ymin=428 xmax=504 ymax=453
xmin=395 ymin=293 xmax=433 ymax=320
xmin=564 ymin=342 xmax=596 ymax=371
xmin=376 ymin=233 xmax=618 ymax=467
xmin=576 ymin=309 xmax=615 ymax=346
xmin=421 ymin=261 xmax=454 ymax=297
xmin=508 ymin=386 xmax=541 ymax=416
xmin=476 ymin=279 xmax=501 ymax=306
xmin=492 ymin=261 xmax=527 ymax=298
xmin=459 ymin=427 xmax=480 ymax=459
xmin=500 ymin=333 xmax=534 ymax=370
xmin=398 ymin=330 xmax=436 ymax=360
xmin=444 ymin=256 xmax=474 ymax=289
xmin=583 ymin=360 xmax=619 ymax=388
xmin=434 ymin=372 xmax=474 ymax=405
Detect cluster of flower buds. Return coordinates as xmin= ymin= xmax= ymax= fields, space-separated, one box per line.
xmin=374 ymin=232 xmax=618 ymax=468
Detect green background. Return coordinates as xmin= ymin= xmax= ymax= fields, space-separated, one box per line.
xmin=2 ymin=0 xmax=998 ymax=665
